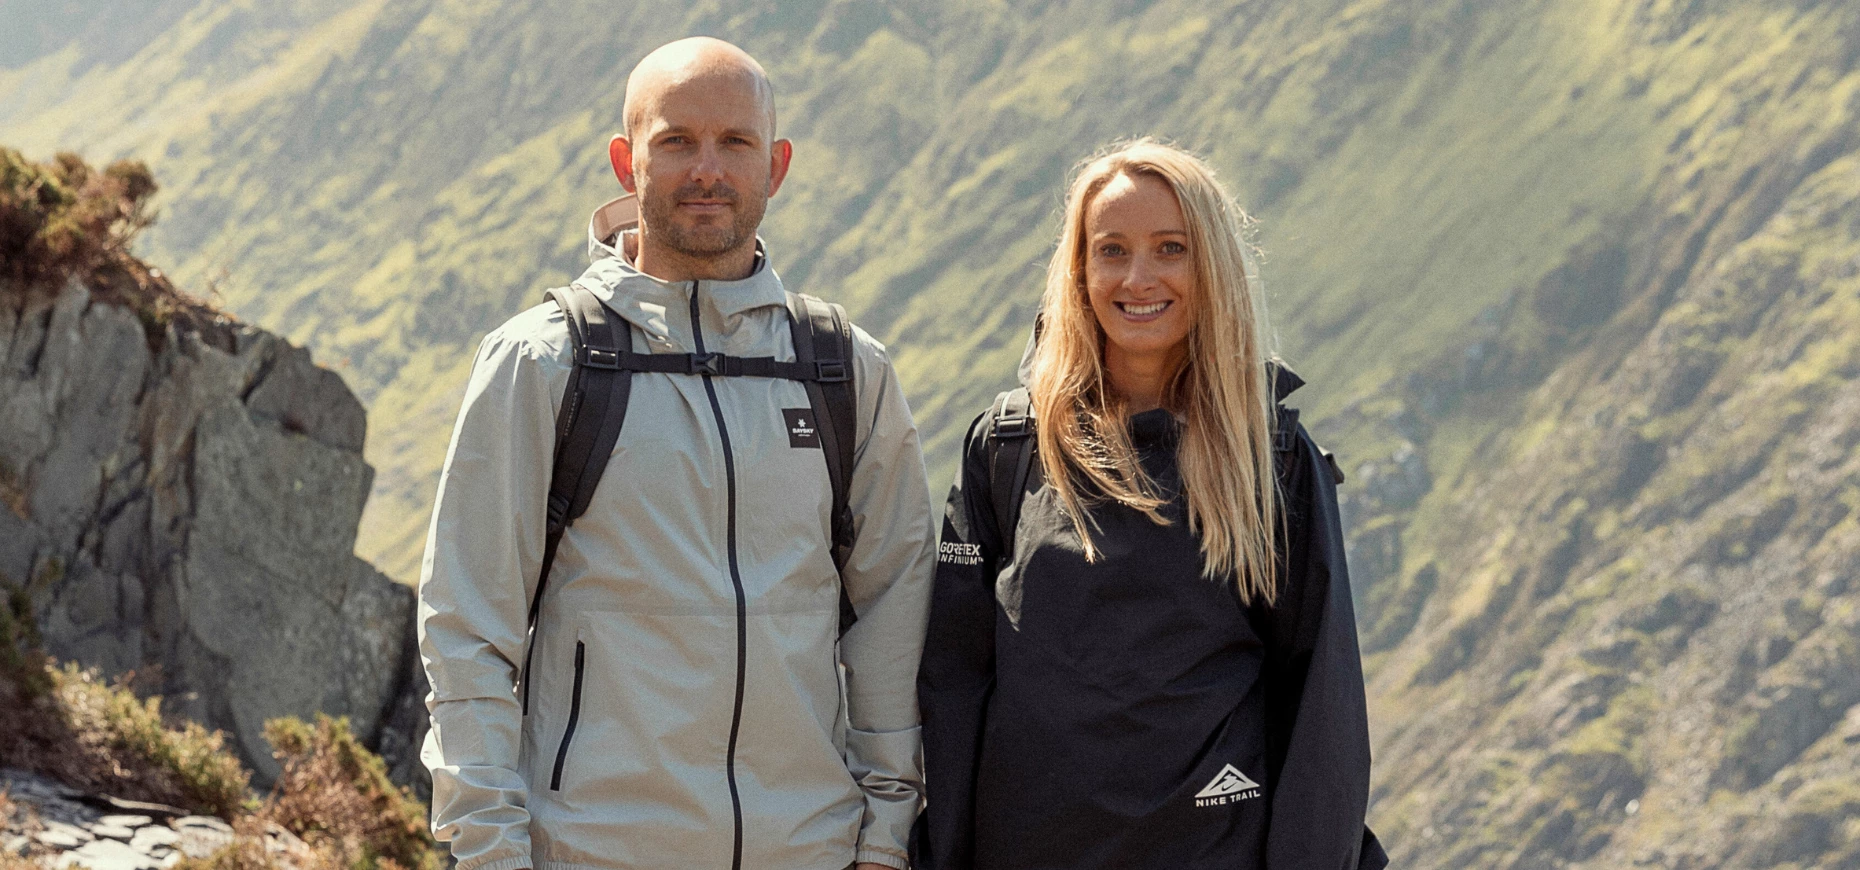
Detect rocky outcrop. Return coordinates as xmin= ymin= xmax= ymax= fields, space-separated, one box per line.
xmin=0 ymin=281 xmax=426 ymax=790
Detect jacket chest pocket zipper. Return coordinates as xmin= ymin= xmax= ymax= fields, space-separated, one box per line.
xmin=550 ymin=640 xmax=586 ymax=791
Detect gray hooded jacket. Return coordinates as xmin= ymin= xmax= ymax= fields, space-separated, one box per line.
xmin=418 ymin=196 xmax=934 ymax=870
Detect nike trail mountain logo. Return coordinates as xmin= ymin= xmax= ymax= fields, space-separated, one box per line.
xmin=1194 ymin=764 xmax=1261 ymax=807
xmin=783 ymin=408 xmax=820 ymax=448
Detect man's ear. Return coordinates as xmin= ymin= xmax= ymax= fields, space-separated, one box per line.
xmin=767 ymin=138 xmax=794 ymax=197
xmin=609 ymin=135 xmax=637 ymax=192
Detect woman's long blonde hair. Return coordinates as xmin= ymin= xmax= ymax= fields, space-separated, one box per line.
xmin=1027 ymin=139 xmax=1280 ymax=605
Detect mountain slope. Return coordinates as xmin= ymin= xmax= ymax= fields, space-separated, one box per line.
xmin=5 ymin=1 xmax=1860 ymax=865
xmin=0 ymin=0 xmax=1667 ymax=583
xmin=1338 ymin=8 xmax=1860 ymax=866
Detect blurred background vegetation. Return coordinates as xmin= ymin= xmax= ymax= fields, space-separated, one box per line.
xmin=5 ymin=0 xmax=1859 ymax=866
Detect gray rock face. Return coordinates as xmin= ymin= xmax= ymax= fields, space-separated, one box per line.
xmin=0 ymin=282 xmax=427 ymax=792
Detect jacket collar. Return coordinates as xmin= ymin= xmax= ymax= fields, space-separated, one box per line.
xmin=578 ymin=194 xmax=787 ymax=323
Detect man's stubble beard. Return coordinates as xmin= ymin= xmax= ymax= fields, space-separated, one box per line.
xmin=642 ymin=180 xmax=768 ymax=262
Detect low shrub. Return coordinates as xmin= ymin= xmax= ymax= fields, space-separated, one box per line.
xmin=261 ymin=715 xmax=440 ymax=870
xmin=0 ymin=847 xmax=36 ymax=870
xmin=0 ymin=585 xmax=51 ymax=705
xmin=1 ymin=588 xmax=437 ymax=870
xmin=0 ymin=146 xmax=230 ymax=349
xmin=169 ymin=815 xmax=328 ymax=870
xmin=46 ymin=664 xmax=253 ymax=817
xmin=2 ymin=583 xmax=249 ymax=819
xmin=0 ymin=147 xmax=155 ymax=292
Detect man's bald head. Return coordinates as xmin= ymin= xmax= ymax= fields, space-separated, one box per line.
xmin=623 ymin=37 xmax=776 ymax=141
xmin=608 ymin=37 xmax=793 ymax=281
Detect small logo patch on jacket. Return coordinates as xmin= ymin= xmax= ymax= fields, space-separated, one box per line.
xmin=938 ymin=542 xmax=983 ymax=566
xmin=783 ymin=408 xmax=820 ymax=448
xmin=1194 ymin=764 xmax=1261 ymax=807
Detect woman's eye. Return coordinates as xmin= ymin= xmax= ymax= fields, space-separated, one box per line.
xmin=1097 ymin=243 xmax=1126 ymax=257
xmin=1160 ymin=241 xmax=1187 ymax=255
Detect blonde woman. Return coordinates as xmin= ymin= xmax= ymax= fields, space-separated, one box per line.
xmin=916 ymin=140 xmax=1385 ymax=870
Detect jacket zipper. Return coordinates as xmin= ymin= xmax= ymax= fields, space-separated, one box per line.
xmin=549 ymin=639 xmax=585 ymax=791
xmin=691 ymin=282 xmax=749 ymax=870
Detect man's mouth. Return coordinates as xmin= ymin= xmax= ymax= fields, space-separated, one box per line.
xmin=671 ymin=182 xmax=739 ymax=215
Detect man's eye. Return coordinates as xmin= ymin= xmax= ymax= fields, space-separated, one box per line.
xmin=725 ymin=136 xmax=752 ymax=146
xmin=661 ymin=136 xmax=689 ymax=146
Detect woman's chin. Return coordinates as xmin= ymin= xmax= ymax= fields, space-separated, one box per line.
xmin=1103 ymin=329 xmax=1190 ymax=361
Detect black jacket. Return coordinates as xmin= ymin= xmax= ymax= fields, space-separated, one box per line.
xmin=916 ymin=385 xmax=1387 ymax=870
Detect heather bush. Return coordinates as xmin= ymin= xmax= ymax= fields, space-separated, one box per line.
xmin=261 ymin=715 xmax=440 ymax=870
xmin=0 ymin=583 xmax=251 ymax=820
xmin=0 ymin=147 xmax=155 ymax=290
xmin=0 ymin=585 xmax=49 ymax=703
xmin=49 ymin=664 xmax=253 ymax=818
xmin=0 ymin=147 xmax=228 ymax=348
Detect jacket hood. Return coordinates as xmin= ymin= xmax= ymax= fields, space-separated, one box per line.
xmin=587 ymin=194 xmax=642 ymax=262
xmin=576 ymin=194 xmax=787 ymax=333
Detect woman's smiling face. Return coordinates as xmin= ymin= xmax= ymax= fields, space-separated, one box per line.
xmin=1083 ymin=172 xmax=1199 ymax=376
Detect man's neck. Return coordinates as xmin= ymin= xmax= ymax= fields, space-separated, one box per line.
xmin=629 ymin=233 xmax=758 ymax=283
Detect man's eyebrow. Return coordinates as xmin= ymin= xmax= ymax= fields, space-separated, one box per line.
xmin=649 ymin=124 xmax=764 ymax=141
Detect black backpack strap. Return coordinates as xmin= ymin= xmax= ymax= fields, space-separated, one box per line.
xmin=522 ymin=284 xmax=634 ymax=714
xmin=783 ymin=291 xmax=860 ymax=634
xmin=586 ymin=348 xmax=846 ymax=380
xmin=1273 ymin=404 xmax=1300 ymax=454
xmin=1265 ymin=360 xmax=1344 ymax=481
xmin=1268 ymin=360 xmax=1301 ymax=455
xmin=986 ymin=387 xmax=1036 ymax=558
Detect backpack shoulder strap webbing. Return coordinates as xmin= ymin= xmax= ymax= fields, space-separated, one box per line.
xmin=522 ymin=284 xmax=633 ymax=713
xmin=1269 ymin=359 xmax=1301 ymax=456
xmin=1266 ymin=360 xmax=1344 ymax=481
xmin=986 ymin=387 xmax=1036 ymax=558
xmin=783 ymin=291 xmax=860 ymax=634
xmin=984 ymin=364 xmax=1308 ymax=559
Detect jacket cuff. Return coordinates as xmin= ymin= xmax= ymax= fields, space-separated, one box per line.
xmin=854 ymin=848 xmax=909 ymax=869
xmin=456 ymin=855 xmax=532 ymax=870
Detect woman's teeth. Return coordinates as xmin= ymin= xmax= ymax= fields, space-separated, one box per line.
xmin=1119 ymin=301 xmax=1170 ymax=316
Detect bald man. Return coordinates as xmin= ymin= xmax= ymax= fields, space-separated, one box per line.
xmin=419 ymin=38 xmax=933 ymax=870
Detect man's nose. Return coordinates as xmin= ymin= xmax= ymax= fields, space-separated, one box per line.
xmin=691 ymin=142 xmax=725 ymax=187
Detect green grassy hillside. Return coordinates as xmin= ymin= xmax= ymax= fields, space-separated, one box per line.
xmin=6 ymin=1 xmax=1859 ymax=865
xmin=0 ymin=0 xmax=1664 ymax=583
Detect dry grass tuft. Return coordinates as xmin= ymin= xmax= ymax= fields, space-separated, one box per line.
xmin=0 ymin=587 xmax=52 ymax=742
xmin=1 ymin=583 xmax=251 ymax=818
xmin=171 ymin=816 xmax=320 ymax=870
xmin=1 ymin=660 xmax=250 ymax=818
xmin=170 ymin=825 xmax=275 ymax=870
xmin=260 ymin=715 xmax=438 ymax=870
xmin=1 ymin=593 xmax=438 ymax=870
xmin=38 ymin=664 xmax=252 ymax=818
xmin=0 ymin=147 xmax=232 ymax=350
xmin=0 ymin=788 xmax=44 ymax=870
